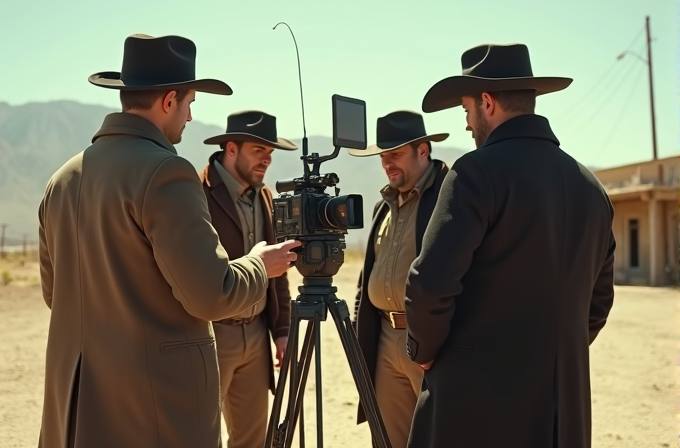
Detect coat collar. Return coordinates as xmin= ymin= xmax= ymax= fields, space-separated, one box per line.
xmin=91 ymin=112 xmax=178 ymax=155
xmin=200 ymin=151 xmax=242 ymax=231
xmin=482 ymin=114 xmax=559 ymax=148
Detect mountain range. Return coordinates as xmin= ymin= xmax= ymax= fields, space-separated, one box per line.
xmin=0 ymin=100 xmax=470 ymax=249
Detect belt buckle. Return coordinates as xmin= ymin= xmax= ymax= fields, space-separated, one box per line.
xmin=388 ymin=312 xmax=398 ymax=328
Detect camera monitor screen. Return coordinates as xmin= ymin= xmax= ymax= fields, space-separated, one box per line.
xmin=332 ymin=94 xmax=367 ymax=150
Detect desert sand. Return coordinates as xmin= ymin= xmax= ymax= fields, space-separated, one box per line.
xmin=0 ymin=252 xmax=677 ymax=447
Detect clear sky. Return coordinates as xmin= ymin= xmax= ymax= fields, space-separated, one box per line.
xmin=1 ymin=0 xmax=677 ymax=169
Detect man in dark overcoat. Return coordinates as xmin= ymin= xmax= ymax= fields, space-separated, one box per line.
xmin=349 ymin=111 xmax=450 ymax=448
xmin=403 ymin=43 xmax=617 ymax=448
xmin=199 ymin=110 xmax=298 ymax=448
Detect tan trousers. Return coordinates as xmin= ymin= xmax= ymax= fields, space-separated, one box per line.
xmin=213 ymin=314 xmax=271 ymax=448
xmin=374 ymin=317 xmax=424 ymax=448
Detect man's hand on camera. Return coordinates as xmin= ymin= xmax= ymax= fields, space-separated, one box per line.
xmin=249 ymin=240 xmax=302 ymax=278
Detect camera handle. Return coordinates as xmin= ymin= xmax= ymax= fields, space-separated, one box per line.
xmin=264 ymin=277 xmax=392 ymax=448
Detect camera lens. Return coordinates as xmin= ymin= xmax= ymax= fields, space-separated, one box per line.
xmin=318 ymin=194 xmax=363 ymax=230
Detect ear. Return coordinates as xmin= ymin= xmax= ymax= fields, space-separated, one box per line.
xmin=417 ymin=142 xmax=429 ymax=158
xmin=225 ymin=141 xmax=239 ymax=157
xmin=161 ymin=90 xmax=178 ymax=114
xmin=480 ymin=92 xmax=495 ymax=117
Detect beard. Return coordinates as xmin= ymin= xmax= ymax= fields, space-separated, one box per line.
xmin=163 ymin=118 xmax=186 ymax=145
xmin=386 ymin=168 xmax=406 ymax=189
xmin=385 ymin=149 xmax=419 ymax=190
xmin=235 ymin=154 xmax=267 ymax=188
xmin=472 ymin=105 xmax=492 ymax=148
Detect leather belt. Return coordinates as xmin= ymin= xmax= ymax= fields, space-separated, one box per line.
xmin=381 ymin=311 xmax=407 ymax=330
xmin=214 ymin=314 xmax=260 ymax=326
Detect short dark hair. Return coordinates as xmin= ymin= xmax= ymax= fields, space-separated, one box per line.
xmin=473 ymin=89 xmax=536 ymax=114
xmin=120 ymin=89 xmax=190 ymax=111
xmin=220 ymin=140 xmax=244 ymax=151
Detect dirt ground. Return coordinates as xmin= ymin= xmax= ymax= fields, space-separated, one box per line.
xmin=0 ymin=252 xmax=677 ymax=447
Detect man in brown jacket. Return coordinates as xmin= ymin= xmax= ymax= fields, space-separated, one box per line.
xmin=199 ymin=110 xmax=298 ymax=448
xmin=348 ymin=110 xmax=450 ymax=448
xmin=37 ymin=34 xmax=300 ymax=448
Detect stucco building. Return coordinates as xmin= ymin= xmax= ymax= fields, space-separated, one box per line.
xmin=593 ymin=155 xmax=680 ymax=286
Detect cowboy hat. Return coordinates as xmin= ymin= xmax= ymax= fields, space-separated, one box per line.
xmin=348 ymin=110 xmax=448 ymax=157
xmin=422 ymin=43 xmax=573 ymax=113
xmin=203 ymin=110 xmax=298 ymax=150
xmin=89 ymin=34 xmax=232 ymax=95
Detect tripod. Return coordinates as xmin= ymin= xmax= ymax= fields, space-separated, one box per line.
xmin=263 ymin=276 xmax=393 ymax=448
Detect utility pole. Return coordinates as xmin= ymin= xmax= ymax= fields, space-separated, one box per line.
xmin=645 ymin=16 xmax=658 ymax=161
xmin=645 ymin=16 xmax=663 ymax=185
xmin=618 ymin=16 xmax=661 ymax=182
xmin=0 ymin=224 xmax=6 ymax=259
xmin=22 ymin=234 xmax=27 ymax=256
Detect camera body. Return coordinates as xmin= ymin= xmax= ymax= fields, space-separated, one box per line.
xmin=272 ymin=94 xmax=367 ymax=278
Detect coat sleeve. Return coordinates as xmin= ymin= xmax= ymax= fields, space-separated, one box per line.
xmin=351 ymin=200 xmax=384 ymax=331
xmin=38 ymin=196 xmax=53 ymax=309
xmin=405 ymin=154 xmax=494 ymax=364
xmin=588 ymin=215 xmax=616 ymax=344
xmin=141 ymin=155 xmax=269 ymax=322
xmin=272 ymin=272 xmax=292 ymax=340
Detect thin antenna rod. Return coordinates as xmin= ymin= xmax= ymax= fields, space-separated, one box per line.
xmin=273 ymin=22 xmax=308 ymax=158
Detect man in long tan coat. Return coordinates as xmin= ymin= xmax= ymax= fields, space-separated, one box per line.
xmin=37 ymin=34 xmax=300 ymax=448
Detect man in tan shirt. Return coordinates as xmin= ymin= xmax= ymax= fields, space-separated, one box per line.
xmin=199 ymin=110 xmax=298 ymax=448
xmin=349 ymin=110 xmax=451 ymax=448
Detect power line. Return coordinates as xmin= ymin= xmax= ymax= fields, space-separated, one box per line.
xmin=557 ymin=42 xmax=645 ymax=134
xmin=588 ymin=63 xmax=646 ymax=166
xmin=553 ymin=25 xmax=645 ymax=123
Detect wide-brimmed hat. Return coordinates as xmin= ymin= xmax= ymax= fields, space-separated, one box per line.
xmin=203 ymin=110 xmax=298 ymax=150
xmin=422 ymin=43 xmax=573 ymax=113
xmin=348 ymin=110 xmax=448 ymax=157
xmin=88 ymin=34 xmax=232 ymax=95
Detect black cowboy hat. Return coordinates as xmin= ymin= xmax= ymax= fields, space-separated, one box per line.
xmin=88 ymin=34 xmax=232 ymax=95
xmin=203 ymin=110 xmax=298 ymax=150
xmin=422 ymin=43 xmax=572 ymax=113
xmin=348 ymin=110 xmax=448 ymax=157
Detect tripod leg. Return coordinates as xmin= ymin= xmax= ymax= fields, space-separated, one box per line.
xmin=265 ymin=303 xmax=315 ymax=448
xmin=284 ymin=321 xmax=316 ymax=448
xmin=264 ymin=303 xmax=300 ymax=448
xmin=327 ymin=298 xmax=393 ymax=448
xmin=314 ymin=319 xmax=323 ymax=448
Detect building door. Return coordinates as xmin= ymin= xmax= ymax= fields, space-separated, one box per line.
xmin=628 ymin=218 xmax=640 ymax=269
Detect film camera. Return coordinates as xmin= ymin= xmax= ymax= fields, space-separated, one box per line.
xmin=272 ymin=94 xmax=367 ymax=278
xmin=265 ymin=24 xmax=392 ymax=448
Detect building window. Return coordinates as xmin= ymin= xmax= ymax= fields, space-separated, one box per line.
xmin=629 ymin=219 xmax=639 ymax=268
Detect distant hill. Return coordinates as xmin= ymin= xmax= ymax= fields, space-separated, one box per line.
xmin=0 ymin=100 xmax=470 ymax=249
